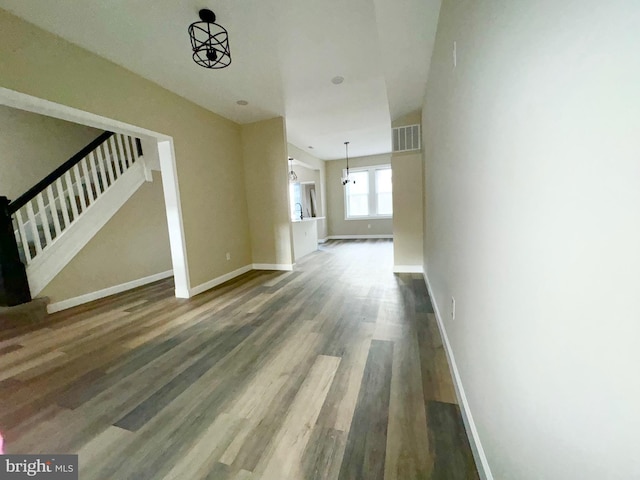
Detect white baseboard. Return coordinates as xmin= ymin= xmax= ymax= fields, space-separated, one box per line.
xmin=189 ymin=265 xmax=253 ymax=297
xmin=252 ymin=263 xmax=294 ymax=271
xmin=422 ymin=271 xmax=494 ymax=480
xmin=393 ymin=265 xmax=424 ymax=273
xmin=47 ymin=270 xmax=173 ymax=313
xmin=317 ymin=238 xmax=327 ymax=244
xmin=326 ymin=234 xmax=393 ymax=240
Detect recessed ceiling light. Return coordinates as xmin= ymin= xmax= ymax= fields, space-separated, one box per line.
xmin=308 ymin=146 xmax=314 ymax=149
xmin=236 ymin=100 xmax=248 ymax=106
xmin=331 ymin=76 xmax=344 ymax=85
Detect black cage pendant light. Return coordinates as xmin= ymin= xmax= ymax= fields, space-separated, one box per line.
xmin=188 ymin=9 xmax=231 ymax=69
xmin=342 ymin=141 xmax=355 ymax=186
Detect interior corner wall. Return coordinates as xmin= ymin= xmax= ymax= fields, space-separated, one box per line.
xmin=326 ymin=153 xmax=393 ymax=236
xmin=0 ymin=9 xmax=253 ymax=290
xmin=422 ymin=1 xmax=640 ymax=479
xmin=40 ymin=171 xmax=172 ymax=303
xmin=287 ymin=143 xmax=327 ymax=239
xmin=241 ymin=117 xmax=293 ymax=267
xmin=391 ymin=151 xmax=423 ymax=267
xmin=0 ymin=105 xmax=102 ymax=199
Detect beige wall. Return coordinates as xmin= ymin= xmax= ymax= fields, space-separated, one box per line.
xmin=392 ymin=152 xmax=423 ymax=267
xmin=0 ymin=105 xmax=101 ymax=199
xmin=241 ymin=117 xmax=293 ymax=267
xmin=0 ymin=9 xmax=252 ymax=289
xmin=422 ymin=1 xmax=640 ymax=479
xmin=326 ymin=153 xmax=393 ymax=236
xmin=392 ymin=110 xmax=421 ymax=127
xmin=40 ymin=171 xmax=171 ymax=302
xmin=392 ymin=110 xmax=424 ymax=267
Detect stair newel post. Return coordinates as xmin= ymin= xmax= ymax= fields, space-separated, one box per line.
xmin=0 ymin=196 xmax=31 ymax=306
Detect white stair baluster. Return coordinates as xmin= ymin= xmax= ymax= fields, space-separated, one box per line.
xmin=89 ymin=152 xmax=102 ymax=197
xmin=80 ymin=157 xmax=95 ymax=203
xmin=46 ymin=185 xmax=62 ymax=239
xmin=95 ymin=145 xmax=109 ymax=189
xmin=15 ymin=209 xmax=32 ymax=264
xmin=35 ymin=193 xmax=52 ymax=248
xmin=108 ymin=136 xmax=121 ymax=175
xmin=123 ymin=135 xmax=135 ymax=168
xmin=65 ymin=171 xmax=79 ymax=222
xmin=26 ymin=202 xmax=42 ymax=255
xmin=58 ymin=177 xmax=72 ymax=228
xmin=72 ymin=164 xmax=87 ymax=213
xmin=116 ymin=134 xmax=128 ymax=169
xmin=102 ymin=142 xmax=116 ymax=183
xmin=131 ymin=137 xmax=141 ymax=164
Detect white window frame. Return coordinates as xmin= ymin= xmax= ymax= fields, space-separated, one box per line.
xmin=343 ymin=164 xmax=393 ymax=220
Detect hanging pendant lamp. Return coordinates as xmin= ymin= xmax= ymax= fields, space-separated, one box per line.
xmin=188 ymin=9 xmax=231 ymax=69
xmin=288 ymin=157 xmax=298 ymax=182
xmin=341 ymin=141 xmax=355 ymax=186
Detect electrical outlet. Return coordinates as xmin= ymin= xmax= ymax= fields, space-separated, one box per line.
xmin=226 ymin=252 xmax=231 ymax=261
xmin=451 ymin=296 xmax=456 ymax=320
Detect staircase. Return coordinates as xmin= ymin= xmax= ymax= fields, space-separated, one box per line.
xmin=3 ymin=131 xmax=151 ymax=299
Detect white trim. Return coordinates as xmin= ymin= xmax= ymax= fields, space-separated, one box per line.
xmin=0 ymin=87 xmax=171 ymax=140
xmin=189 ymin=265 xmax=253 ymax=297
xmin=392 ymin=265 xmax=423 ymax=273
xmin=46 ymin=270 xmax=173 ymax=313
xmin=157 ymin=140 xmax=191 ymax=298
xmin=27 ymin=162 xmax=146 ymax=296
xmin=317 ymin=238 xmax=327 ymax=244
xmin=326 ymin=235 xmax=393 ymax=240
xmin=252 ymin=263 xmax=294 ymax=271
xmin=422 ymin=272 xmax=494 ymax=480
xmin=0 ymin=87 xmax=190 ymax=303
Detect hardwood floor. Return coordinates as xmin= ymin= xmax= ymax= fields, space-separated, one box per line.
xmin=0 ymin=240 xmax=479 ymax=479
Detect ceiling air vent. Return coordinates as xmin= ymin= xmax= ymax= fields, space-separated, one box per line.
xmin=392 ymin=124 xmax=421 ymax=152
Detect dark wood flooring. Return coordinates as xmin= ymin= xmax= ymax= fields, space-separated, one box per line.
xmin=0 ymin=239 xmax=479 ymax=479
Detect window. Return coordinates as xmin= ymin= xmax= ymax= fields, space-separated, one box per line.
xmin=344 ymin=165 xmax=392 ymax=219
xmin=290 ymin=182 xmax=302 ymax=220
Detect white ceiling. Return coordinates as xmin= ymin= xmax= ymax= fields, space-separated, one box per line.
xmin=0 ymin=0 xmax=441 ymax=160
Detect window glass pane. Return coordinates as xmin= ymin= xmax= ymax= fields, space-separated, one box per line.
xmin=375 ymin=168 xmax=393 ymax=215
xmin=346 ymin=172 xmax=369 ymax=217
xmin=377 ymin=192 xmax=393 ymax=215
xmin=290 ymin=183 xmax=302 ymax=220
xmin=349 ymin=194 xmax=369 ymax=216
xmin=376 ymin=168 xmax=392 ymax=193
xmin=347 ymin=171 xmax=369 ymax=194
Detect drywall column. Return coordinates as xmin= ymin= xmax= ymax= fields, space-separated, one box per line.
xmin=391 ymin=151 xmax=423 ymax=271
xmin=241 ymin=117 xmax=293 ymax=269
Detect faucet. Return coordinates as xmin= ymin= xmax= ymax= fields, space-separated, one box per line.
xmin=295 ymin=203 xmax=303 ymax=220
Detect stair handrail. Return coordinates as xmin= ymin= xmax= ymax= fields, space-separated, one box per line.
xmin=8 ymin=131 xmax=114 ymax=215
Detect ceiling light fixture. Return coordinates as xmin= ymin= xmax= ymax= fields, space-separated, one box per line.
xmin=188 ymin=9 xmax=231 ymax=69
xmin=288 ymin=157 xmax=298 ymax=182
xmin=341 ymin=142 xmax=355 ymax=186
xmin=236 ymin=100 xmax=248 ymax=106
xmin=331 ymin=76 xmax=345 ymax=85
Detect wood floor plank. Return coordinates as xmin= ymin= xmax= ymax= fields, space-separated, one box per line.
xmin=338 ymin=339 xmax=394 ymax=480
xmin=384 ymin=325 xmax=432 ymax=480
xmin=426 ymin=401 xmax=480 ymax=480
xmin=0 ymin=240 xmax=479 ymax=479
xmin=256 ymin=355 xmax=341 ymax=480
